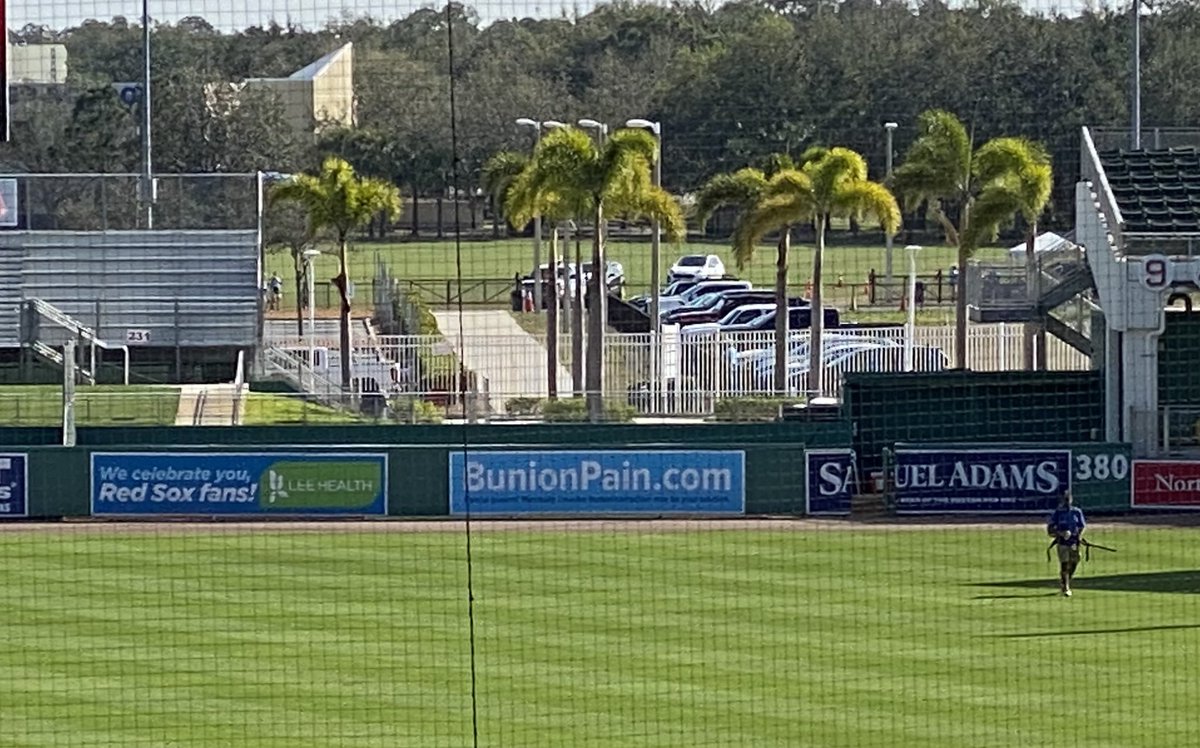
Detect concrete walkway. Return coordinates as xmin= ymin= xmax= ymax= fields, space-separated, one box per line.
xmin=432 ymin=310 xmax=571 ymax=405
xmin=175 ymin=384 xmax=243 ymax=426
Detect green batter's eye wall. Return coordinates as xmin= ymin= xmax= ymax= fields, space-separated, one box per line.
xmin=844 ymin=370 xmax=1105 ymax=478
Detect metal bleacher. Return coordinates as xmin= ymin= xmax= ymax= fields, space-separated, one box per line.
xmin=9 ymin=230 xmax=260 ymax=349
xmin=1097 ymin=146 xmax=1200 ymax=236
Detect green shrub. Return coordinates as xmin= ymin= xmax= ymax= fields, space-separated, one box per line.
xmin=391 ymin=288 xmax=441 ymax=336
xmin=711 ymin=397 xmax=805 ymax=422
xmin=542 ymin=398 xmax=635 ymax=423
xmin=506 ymin=397 xmax=542 ymax=416
xmin=389 ymin=396 xmax=445 ymax=424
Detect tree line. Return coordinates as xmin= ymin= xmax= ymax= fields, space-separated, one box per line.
xmin=2 ymin=0 xmax=1197 ymax=234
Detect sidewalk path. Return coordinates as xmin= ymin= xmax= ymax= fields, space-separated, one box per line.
xmin=432 ymin=310 xmax=571 ymax=406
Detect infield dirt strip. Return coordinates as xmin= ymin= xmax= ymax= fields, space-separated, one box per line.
xmin=1 ymin=516 xmax=1194 ymax=534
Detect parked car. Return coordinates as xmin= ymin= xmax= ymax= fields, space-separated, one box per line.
xmin=665 ymin=291 xmax=808 ymax=326
xmin=785 ymin=342 xmax=949 ymax=395
xmin=679 ymin=304 xmax=780 ymax=339
xmin=579 ymin=260 xmax=625 ymax=295
xmin=659 ymin=279 xmax=753 ymax=315
xmin=668 ymin=253 xmax=726 ymax=283
xmin=519 ymin=259 xmax=624 ymax=308
xmin=629 ymin=277 xmax=709 ymax=310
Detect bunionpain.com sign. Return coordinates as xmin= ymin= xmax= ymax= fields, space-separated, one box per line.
xmin=91 ymin=452 xmax=388 ymax=516
xmin=892 ymin=448 xmax=1070 ymax=514
xmin=449 ymin=450 xmax=745 ymax=515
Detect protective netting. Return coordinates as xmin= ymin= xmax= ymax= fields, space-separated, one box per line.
xmin=2 ymin=0 xmax=1200 ymax=745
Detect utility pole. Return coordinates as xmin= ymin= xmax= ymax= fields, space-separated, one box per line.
xmin=140 ymin=0 xmax=155 ymax=228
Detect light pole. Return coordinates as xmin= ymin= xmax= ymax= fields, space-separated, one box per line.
xmin=626 ymin=119 xmax=663 ymax=322
xmin=883 ymin=122 xmax=898 ymax=280
xmin=302 ymin=248 xmax=322 ymax=386
xmin=515 ymin=118 xmax=565 ymax=313
xmin=1132 ymin=0 xmax=1142 ymax=150
xmin=904 ymin=244 xmax=921 ymax=372
xmin=140 ymin=0 xmax=155 ymax=228
xmin=626 ymin=119 xmax=663 ymax=410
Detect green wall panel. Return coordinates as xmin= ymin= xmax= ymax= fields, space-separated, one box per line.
xmin=846 ymin=370 xmax=1105 ymax=476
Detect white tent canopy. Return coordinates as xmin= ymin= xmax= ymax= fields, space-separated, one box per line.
xmin=1007 ymin=231 xmax=1070 ymax=259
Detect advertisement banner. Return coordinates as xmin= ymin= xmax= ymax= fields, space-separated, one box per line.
xmin=893 ymin=448 xmax=1070 ymax=513
xmin=0 ymin=454 xmax=28 ymax=518
xmin=805 ymin=449 xmax=856 ymax=516
xmin=449 ymin=450 xmax=745 ymax=515
xmin=91 ymin=452 xmax=387 ymax=516
xmin=1132 ymin=460 xmax=1200 ymax=508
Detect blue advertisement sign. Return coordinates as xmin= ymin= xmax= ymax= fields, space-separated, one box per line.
xmin=91 ymin=452 xmax=388 ymax=516
xmin=893 ymin=448 xmax=1071 ymax=513
xmin=0 ymin=453 xmax=28 ymax=518
xmin=806 ymin=449 xmax=856 ymax=516
xmin=449 ymin=450 xmax=745 ymax=516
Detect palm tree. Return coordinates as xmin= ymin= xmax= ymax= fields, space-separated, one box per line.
xmin=501 ymin=162 xmax=578 ymax=400
xmin=709 ymin=148 xmax=900 ymax=397
xmin=271 ymin=156 xmax=402 ymax=389
xmin=983 ymin=139 xmax=1053 ymax=368
xmin=891 ymin=110 xmax=1052 ymax=369
xmin=508 ymin=126 xmax=685 ymax=421
xmin=482 ymin=150 xmax=528 ymax=239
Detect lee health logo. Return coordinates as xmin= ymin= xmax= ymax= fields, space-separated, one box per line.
xmin=0 ymin=454 xmax=29 ymax=518
xmin=91 ymin=452 xmax=388 ymax=516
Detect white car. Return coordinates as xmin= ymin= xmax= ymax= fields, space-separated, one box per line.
xmin=668 ymin=254 xmax=726 ymax=283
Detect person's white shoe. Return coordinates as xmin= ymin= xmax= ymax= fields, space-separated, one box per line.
xmin=1064 ymin=589 xmax=1072 ymax=597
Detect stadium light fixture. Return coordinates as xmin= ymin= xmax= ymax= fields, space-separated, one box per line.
xmin=578 ymin=118 xmax=609 ymax=137
xmin=625 ymin=118 xmax=661 ymax=136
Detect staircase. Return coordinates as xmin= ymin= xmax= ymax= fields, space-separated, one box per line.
xmin=967 ymin=235 xmax=1098 ymax=356
xmin=261 ymin=345 xmax=351 ymax=411
xmin=21 ymin=299 xmax=131 ymax=385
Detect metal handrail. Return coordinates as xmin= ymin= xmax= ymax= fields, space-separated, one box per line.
xmin=1080 ymin=126 xmax=1125 ymax=246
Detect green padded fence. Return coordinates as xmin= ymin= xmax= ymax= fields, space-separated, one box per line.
xmin=18 ymin=442 xmax=811 ymax=519
xmin=845 ymin=370 xmax=1105 ymax=477
xmin=1158 ymin=311 xmax=1200 ymax=407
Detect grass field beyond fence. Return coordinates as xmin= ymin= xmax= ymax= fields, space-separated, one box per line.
xmin=2 ymin=523 xmax=1194 ymax=747
xmin=0 ymin=386 xmax=180 ymax=426
xmin=266 ymin=238 xmax=1012 ymax=312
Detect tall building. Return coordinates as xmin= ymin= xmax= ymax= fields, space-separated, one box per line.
xmin=242 ymin=42 xmax=354 ymax=135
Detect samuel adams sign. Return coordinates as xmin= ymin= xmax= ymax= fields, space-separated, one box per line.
xmin=892 ymin=448 xmax=1071 ymax=514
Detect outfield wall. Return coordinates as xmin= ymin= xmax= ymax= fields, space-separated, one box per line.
xmin=0 ymin=418 xmax=1138 ymax=519
xmin=10 ymin=443 xmax=810 ymax=519
xmin=0 ymin=429 xmax=1135 ymax=520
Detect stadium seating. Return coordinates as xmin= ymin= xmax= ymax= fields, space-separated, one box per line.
xmin=1097 ymin=147 xmax=1200 ymax=233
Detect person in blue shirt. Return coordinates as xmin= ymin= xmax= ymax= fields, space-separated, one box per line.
xmin=1047 ymin=491 xmax=1086 ymax=597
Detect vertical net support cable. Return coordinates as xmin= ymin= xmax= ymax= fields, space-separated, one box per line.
xmin=443 ymin=7 xmax=481 ymax=747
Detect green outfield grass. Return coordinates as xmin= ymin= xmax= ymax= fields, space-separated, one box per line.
xmin=2 ymin=523 xmax=1195 ymax=747
xmin=0 ymin=385 xmax=180 ymax=426
xmin=265 ymin=237 xmax=1012 ymax=311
